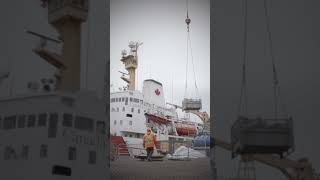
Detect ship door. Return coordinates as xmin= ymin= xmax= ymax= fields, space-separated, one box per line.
xmin=48 ymin=113 xmax=58 ymax=138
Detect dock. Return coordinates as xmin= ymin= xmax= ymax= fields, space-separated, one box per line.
xmin=111 ymin=156 xmax=213 ymax=180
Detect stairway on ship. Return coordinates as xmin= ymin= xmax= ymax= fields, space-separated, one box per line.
xmin=111 ymin=136 xmax=130 ymax=156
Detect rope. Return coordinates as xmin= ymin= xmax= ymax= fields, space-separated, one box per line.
xmin=238 ymin=0 xmax=248 ymax=117
xmin=188 ymin=31 xmax=200 ymax=98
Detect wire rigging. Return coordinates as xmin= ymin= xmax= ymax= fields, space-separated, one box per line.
xmin=238 ymin=0 xmax=248 ymax=117
xmin=184 ymin=0 xmax=200 ymax=98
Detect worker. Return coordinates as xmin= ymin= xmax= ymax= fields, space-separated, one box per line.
xmin=143 ymin=128 xmax=157 ymax=161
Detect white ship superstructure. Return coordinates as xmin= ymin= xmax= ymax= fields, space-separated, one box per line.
xmin=110 ymin=42 xmax=203 ymax=151
xmin=0 ymin=0 xmax=109 ymax=179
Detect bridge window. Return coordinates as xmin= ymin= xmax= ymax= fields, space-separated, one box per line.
xmin=3 ymin=115 xmax=16 ymax=130
xmin=114 ymin=120 xmax=117 ymax=125
xmin=115 ymin=98 xmax=118 ymax=102
xmin=130 ymin=97 xmax=133 ymax=102
xmin=75 ymin=116 xmax=93 ymax=132
xmin=27 ymin=114 xmax=36 ymax=127
xmin=40 ymin=144 xmax=48 ymax=158
xmin=122 ymin=97 xmax=125 ymax=102
xmin=63 ymin=113 xmax=73 ymax=127
xmin=68 ymin=147 xmax=76 ymax=160
xmin=88 ymin=151 xmax=96 ymax=164
xmin=134 ymin=98 xmax=139 ymax=103
xmin=48 ymin=113 xmax=58 ymax=138
xmin=38 ymin=113 xmax=47 ymax=127
xmin=111 ymin=98 xmax=115 ymax=103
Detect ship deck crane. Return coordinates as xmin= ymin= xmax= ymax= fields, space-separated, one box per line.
xmin=213 ymin=137 xmax=319 ymax=180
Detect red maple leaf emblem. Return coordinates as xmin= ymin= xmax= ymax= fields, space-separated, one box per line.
xmin=155 ymin=89 xmax=160 ymax=96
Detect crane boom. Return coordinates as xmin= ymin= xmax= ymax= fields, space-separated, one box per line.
xmin=213 ymin=137 xmax=317 ymax=180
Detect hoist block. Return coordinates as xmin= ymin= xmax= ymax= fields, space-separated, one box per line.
xmin=182 ymin=98 xmax=202 ymax=111
xmin=231 ymin=116 xmax=294 ymax=158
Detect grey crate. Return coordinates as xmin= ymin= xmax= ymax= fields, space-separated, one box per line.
xmin=182 ymin=98 xmax=202 ymax=111
xmin=231 ymin=116 xmax=294 ymax=157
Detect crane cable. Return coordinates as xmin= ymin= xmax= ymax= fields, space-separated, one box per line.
xmin=238 ymin=0 xmax=288 ymax=118
xmin=238 ymin=0 xmax=249 ymax=117
xmin=263 ymin=0 xmax=288 ymax=119
xmin=184 ymin=0 xmax=200 ymax=98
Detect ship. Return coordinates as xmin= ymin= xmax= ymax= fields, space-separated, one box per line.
xmin=0 ymin=1 xmax=109 ymax=179
xmin=110 ymin=41 xmax=208 ymax=157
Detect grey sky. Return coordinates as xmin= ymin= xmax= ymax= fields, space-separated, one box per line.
xmin=110 ymin=0 xmax=210 ymax=123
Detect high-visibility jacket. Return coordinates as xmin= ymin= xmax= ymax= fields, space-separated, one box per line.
xmin=143 ymin=133 xmax=156 ymax=149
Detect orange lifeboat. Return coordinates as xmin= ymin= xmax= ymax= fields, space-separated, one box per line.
xmin=175 ymin=122 xmax=197 ymax=136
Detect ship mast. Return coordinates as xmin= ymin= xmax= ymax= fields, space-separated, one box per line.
xmin=120 ymin=41 xmax=143 ymax=91
xmin=33 ymin=0 xmax=89 ymax=92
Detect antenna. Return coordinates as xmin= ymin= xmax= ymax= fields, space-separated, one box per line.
xmin=25 ymin=30 xmax=61 ymax=44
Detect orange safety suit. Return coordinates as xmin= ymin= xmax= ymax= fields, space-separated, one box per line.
xmin=143 ymin=132 xmax=156 ymax=149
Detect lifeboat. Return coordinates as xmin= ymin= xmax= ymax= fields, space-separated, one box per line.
xmin=144 ymin=113 xmax=170 ymax=124
xmin=175 ymin=122 xmax=197 ymax=136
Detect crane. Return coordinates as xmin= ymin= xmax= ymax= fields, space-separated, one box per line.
xmin=213 ymin=137 xmax=319 ymax=180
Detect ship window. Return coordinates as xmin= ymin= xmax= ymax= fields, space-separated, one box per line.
xmin=130 ymin=97 xmax=133 ymax=102
xmin=40 ymin=144 xmax=48 ymax=158
xmin=22 ymin=145 xmax=29 ymax=159
xmin=3 ymin=115 xmax=16 ymax=129
xmin=68 ymin=147 xmax=76 ymax=160
xmin=126 ymin=114 xmax=132 ymax=118
xmin=96 ymin=121 xmax=106 ymax=134
xmin=114 ymin=120 xmax=117 ymax=125
xmin=117 ymin=107 xmax=119 ymax=112
xmin=125 ymin=97 xmax=128 ymax=102
xmin=122 ymin=107 xmax=125 ymax=112
xmin=111 ymin=98 xmax=115 ymax=103
xmin=38 ymin=113 xmax=47 ymax=127
xmin=134 ymin=98 xmax=139 ymax=103
xmin=129 ymin=134 xmax=132 ymax=137
xmin=75 ymin=116 xmax=93 ymax=132
xmin=4 ymin=146 xmax=16 ymax=160
xmin=129 ymin=121 xmax=132 ymax=126
xmin=27 ymin=114 xmax=36 ymax=127
xmin=88 ymin=151 xmax=96 ymax=164
xmin=120 ymin=120 xmax=123 ymax=125
xmin=116 ymin=98 xmax=118 ymax=102
xmin=122 ymin=97 xmax=125 ymax=102
xmin=63 ymin=113 xmax=73 ymax=127
xmin=48 ymin=113 xmax=58 ymax=138
xmin=111 ymin=108 xmax=115 ymax=112
xmin=138 ymin=109 xmax=140 ymax=114
xmin=52 ymin=165 xmax=71 ymax=176
xmin=140 ymin=100 xmax=143 ymax=104
xmin=131 ymin=108 xmax=134 ymax=113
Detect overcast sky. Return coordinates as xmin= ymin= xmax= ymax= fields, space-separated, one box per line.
xmin=110 ymin=0 xmax=210 ymax=123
